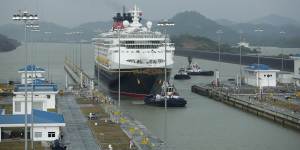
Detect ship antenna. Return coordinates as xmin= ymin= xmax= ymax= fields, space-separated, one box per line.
xmin=129 ymin=4 xmax=142 ymax=27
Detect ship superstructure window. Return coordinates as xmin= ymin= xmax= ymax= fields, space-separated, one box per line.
xmin=127 ymin=59 xmax=165 ymax=64
xmin=126 ymin=45 xmax=159 ymax=49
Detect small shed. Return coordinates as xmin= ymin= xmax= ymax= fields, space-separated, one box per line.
xmin=244 ymin=64 xmax=280 ymax=87
xmin=0 ymin=109 xmax=65 ymax=142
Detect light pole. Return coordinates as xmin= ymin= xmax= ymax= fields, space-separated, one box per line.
xmin=157 ymin=19 xmax=175 ymax=150
xmin=255 ymin=28 xmax=264 ymax=94
xmin=279 ymin=31 xmax=286 ymax=71
xmin=97 ymin=49 xmax=100 ymax=89
xmin=12 ymin=10 xmax=39 ymax=150
xmin=239 ymin=30 xmax=243 ymax=86
xmin=79 ymin=33 xmax=83 ymax=69
xmin=28 ymin=22 xmax=39 ymax=150
xmin=72 ymin=32 xmax=84 ymax=68
xmin=44 ymin=32 xmax=52 ymax=80
xmin=216 ymin=29 xmax=223 ymax=71
xmin=116 ymin=28 xmax=122 ymax=110
xmin=158 ymin=20 xmax=175 ymax=85
xmin=254 ymin=28 xmax=264 ymax=66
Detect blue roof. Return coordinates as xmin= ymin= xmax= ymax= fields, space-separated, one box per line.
xmin=18 ymin=64 xmax=45 ymax=72
xmin=245 ymin=64 xmax=270 ymax=70
xmin=0 ymin=109 xmax=64 ymax=124
xmin=14 ymin=83 xmax=58 ymax=92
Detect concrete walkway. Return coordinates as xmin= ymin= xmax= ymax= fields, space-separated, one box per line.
xmin=57 ymin=93 xmax=99 ymax=150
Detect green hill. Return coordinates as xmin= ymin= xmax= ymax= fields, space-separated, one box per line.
xmin=169 ymin=11 xmax=239 ymax=44
xmin=0 ymin=34 xmax=20 ymax=52
xmin=172 ymin=35 xmax=257 ymax=54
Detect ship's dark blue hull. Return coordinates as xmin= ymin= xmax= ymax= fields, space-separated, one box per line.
xmin=188 ymin=71 xmax=214 ymax=76
xmin=95 ymin=64 xmax=170 ymax=99
xmin=174 ymin=74 xmax=191 ymax=80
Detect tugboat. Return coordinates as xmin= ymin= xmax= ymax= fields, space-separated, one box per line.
xmin=186 ymin=64 xmax=214 ymax=76
xmin=144 ymin=83 xmax=187 ymax=107
xmin=174 ymin=68 xmax=190 ymax=80
xmin=186 ymin=56 xmax=214 ymax=76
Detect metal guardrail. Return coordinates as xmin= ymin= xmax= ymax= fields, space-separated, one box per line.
xmin=192 ymin=85 xmax=300 ymax=127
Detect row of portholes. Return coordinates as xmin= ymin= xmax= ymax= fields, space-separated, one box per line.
xmin=113 ymin=50 xmax=167 ymax=54
xmin=126 ymin=59 xmax=165 ymax=64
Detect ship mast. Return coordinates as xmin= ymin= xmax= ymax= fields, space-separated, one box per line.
xmin=129 ymin=5 xmax=142 ymax=28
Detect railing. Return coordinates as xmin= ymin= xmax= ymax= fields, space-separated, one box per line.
xmin=192 ymin=85 xmax=300 ymax=125
xmin=222 ymin=89 xmax=300 ymax=124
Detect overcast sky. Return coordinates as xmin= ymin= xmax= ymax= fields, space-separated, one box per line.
xmin=1 ymin=0 xmax=299 ymax=27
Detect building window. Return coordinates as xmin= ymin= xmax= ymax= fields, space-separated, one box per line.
xmin=47 ymin=95 xmax=51 ymax=99
xmin=35 ymin=132 xmax=42 ymax=138
xmin=15 ymin=102 xmax=21 ymax=112
xmin=48 ymin=132 xmax=55 ymax=138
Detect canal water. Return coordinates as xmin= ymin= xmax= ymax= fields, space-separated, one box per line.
xmin=1 ymin=43 xmax=300 ymax=150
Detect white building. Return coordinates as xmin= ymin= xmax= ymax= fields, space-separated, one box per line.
xmin=13 ymin=79 xmax=58 ymax=114
xmin=291 ymin=55 xmax=300 ymax=86
xmin=0 ymin=109 xmax=65 ymax=142
xmin=277 ymin=72 xmax=294 ymax=84
xmin=18 ymin=64 xmax=46 ymax=84
xmin=244 ymin=64 xmax=280 ymax=87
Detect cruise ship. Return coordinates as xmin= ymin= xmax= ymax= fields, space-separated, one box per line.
xmin=93 ymin=5 xmax=175 ymax=98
